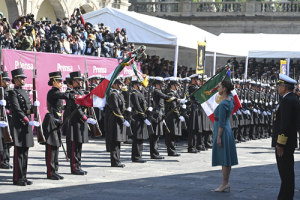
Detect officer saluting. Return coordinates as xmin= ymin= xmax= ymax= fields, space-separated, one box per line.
xmin=272 ymin=73 xmax=299 ymax=200
xmin=9 ymin=68 xmax=40 ymax=186
xmin=43 ymin=71 xmax=75 ymax=180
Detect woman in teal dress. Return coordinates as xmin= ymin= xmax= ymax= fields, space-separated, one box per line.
xmin=212 ymin=80 xmax=238 ymax=193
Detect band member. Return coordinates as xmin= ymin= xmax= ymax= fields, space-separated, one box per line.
xmin=165 ymin=77 xmax=185 ymax=156
xmin=62 ymin=75 xmax=72 ymax=137
xmin=9 ymin=68 xmax=40 ymax=186
xmin=43 ymin=72 xmax=75 ymax=180
xmin=67 ymin=71 xmax=96 ymax=175
xmin=0 ymin=71 xmax=12 ymax=169
xmin=107 ymin=77 xmax=129 ymax=167
xmin=130 ymin=77 xmax=150 ymax=163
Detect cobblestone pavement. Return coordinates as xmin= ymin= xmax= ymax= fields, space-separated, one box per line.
xmin=1 ymin=137 xmax=300 ymax=200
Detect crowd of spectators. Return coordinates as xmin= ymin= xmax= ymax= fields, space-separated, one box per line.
xmin=139 ymin=55 xmax=196 ymax=78
xmin=0 ymin=9 xmax=134 ymax=59
xmin=229 ymin=57 xmax=300 ymax=82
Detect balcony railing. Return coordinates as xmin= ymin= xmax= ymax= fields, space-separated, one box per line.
xmin=129 ymin=1 xmax=300 ymax=16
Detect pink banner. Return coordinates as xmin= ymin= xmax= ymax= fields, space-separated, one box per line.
xmin=2 ymin=49 xmax=140 ymax=120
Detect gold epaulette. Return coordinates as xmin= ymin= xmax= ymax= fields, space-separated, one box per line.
xmin=277 ymin=134 xmax=288 ymax=145
xmin=122 ymin=86 xmax=128 ymax=92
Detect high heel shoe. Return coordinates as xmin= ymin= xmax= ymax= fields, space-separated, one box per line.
xmin=213 ymin=183 xmax=230 ymax=192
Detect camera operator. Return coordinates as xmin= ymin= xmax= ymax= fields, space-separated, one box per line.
xmin=57 ymin=33 xmax=70 ymax=54
xmin=114 ymin=28 xmax=123 ymax=45
xmin=0 ymin=13 xmax=11 ymax=31
xmin=36 ymin=33 xmax=46 ymax=52
xmin=62 ymin=20 xmax=72 ymax=36
xmin=78 ymin=24 xmax=87 ymax=55
xmin=71 ymin=8 xmax=85 ymax=27
xmin=100 ymin=41 xmax=111 ymax=57
xmin=0 ymin=29 xmax=15 ymax=49
xmin=16 ymin=27 xmax=33 ymax=51
xmin=116 ymin=46 xmax=129 ymax=59
xmin=85 ymin=34 xmax=98 ymax=56
xmin=85 ymin=22 xmax=93 ymax=35
xmin=134 ymin=45 xmax=147 ymax=62
xmin=95 ymin=26 xmax=103 ymax=57
xmin=71 ymin=34 xmax=83 ymax=55
xmin=121 ymin=28 xmax=128 ymax=43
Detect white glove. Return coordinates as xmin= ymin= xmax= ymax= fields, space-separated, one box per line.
xmin=99 ymin=107 xmax=104 ymax=110
xmin=180 ymin=99 xmax=187 ymax=104
xmin=242 ymin=110 xmax=247 ymax=114
xmin=179 ymin=116 xmax=185 ymax=122
xmin=247 ymin=110 xmax=251 ymax=115
xmin=240 ymin=100 xmax=244 ymax=104
xmin=265 ymin=102 xmax=268 ymax=106
xmin=34 ymin=101 xmax=40 ymax=107
xmin=123 ymin=120 xmax=130 ymax=127
xmin=263 ymin=111 xmax=267 ymax=116
xmin=29 ymin=121 xmax=40 ymax=127
xmin=258 ymin=110 xmax=261 ymax=114
xmin=87 ymin=118 xmax=97 ymax=125
xmin=253 ymin=108 xmax=257 ymax=113
xmin=126 ymin=107 xmax=132 ymax=112
xmin=0 ymin=100 xmax=6 ymax=106
xmin=267 ymin=111 xmax=271 ymax=115
xmin=181 ymin=104 xmax=186 ymax=109
xmin=0 ymin=121 xmax=8 ymax=127
xmin=237 ymin=110 xmax=242 ymax=115
xmin=144 ymin=119 xmax=151 ymax=125
xmin=148 ymin=107 xmax=153 ymax=112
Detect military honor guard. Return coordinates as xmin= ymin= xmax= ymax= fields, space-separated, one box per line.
xmin=67 ymin=71 xmax=96 ymax=175
xmin=107 ymin=77 xmax=129 ymax=168
xmin=272 ymin=74 xmax=299 ymax=200
xmin=165 ymin=77 xmax=185 ymax=156
xmin=187 ymin=74 xmax=204 ymax=153
xmin=0 ymin=71 xmax=12 ymax=169
xmin=9 ymin=68 xmax=40 ymax=186
xmin=130 ymin=76 xmax=150 ymax=163
xmin=43 ymin=71 xmax=75 ymax=180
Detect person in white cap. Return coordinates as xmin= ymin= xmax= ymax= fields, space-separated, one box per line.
xmin=130 ymin=77 xmax=150 ymax=163
xmin=272 ymin=73 xmax=299 ymax=200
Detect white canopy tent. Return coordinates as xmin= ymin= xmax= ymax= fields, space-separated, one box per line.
xmin=83 ymin=7 xmax=218 ymax=76
xmin=210 ymin=33 xmax=300 ymax=77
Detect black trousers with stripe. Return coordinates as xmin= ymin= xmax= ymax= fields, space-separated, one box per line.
xmin=68 ymin=141 xmax=82 ymax=173
xmin=150 ymin=135 xmax=160 ymax=158
xmin=13 ymin=146 xmax=29 ymax=182
xmin=131 ymin=139 xmax=144 ymax=161
xmin=45 ymin=144 xmax=59 ymax=177
xmin=110 ymin=141 xmax=121 ymax=166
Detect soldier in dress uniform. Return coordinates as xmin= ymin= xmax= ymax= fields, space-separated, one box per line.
xmin=0 ymin=71 xmax=12 ymax=169
xmin=88 ymin=75 xmax=102 ymax=139
xmin=67 ymin=71 xmax=97 ymax=175
xmin=107 ymin=77 xmax=129 ymax=167
xmin=272 ymin=74 xmax=299 ymax=200
xmin=130 ymin=76 xmax=150 ymax=163
xmin=187 ymin=74 xmax=203 ymax=153
xmin=43 ymin=71 xmax=75 ymax=180
xmin=151 ymin=77 xmax=186 ymax=159
xmin=202 ymin=77 xmax=213 ymax=148
xmin=122 ymin=74 xmax=133 ymax=145
xmin=9 ymin=68 xmax=40 ymax=186
xmin=249 ymin=80 xmax=258 ymax=140
xmin=165 ymin=77 xmax=185 ymax=156
xmin=62 ymin=75 xmax=72 ymax=137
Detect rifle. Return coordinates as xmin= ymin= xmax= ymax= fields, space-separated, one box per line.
xmin=33 ymin=53 xmax=46 ymax=143
xmin=0 ymin=46 xmax=12 ymax=143
xmin=84 ymin=57 xmax=102 ymax=137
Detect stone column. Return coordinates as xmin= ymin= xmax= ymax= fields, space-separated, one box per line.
xmin=245 ymin=0 xmax=255 ymax=16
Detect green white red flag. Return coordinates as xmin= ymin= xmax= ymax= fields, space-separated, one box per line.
xmin=192 ymin=67 xmax=241 ymax=122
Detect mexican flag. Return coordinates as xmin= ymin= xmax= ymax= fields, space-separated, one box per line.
xmin=192 ymin=67 xmax=241 ymax=122
xmin=75 ymin=56 xmax=137 ymax=108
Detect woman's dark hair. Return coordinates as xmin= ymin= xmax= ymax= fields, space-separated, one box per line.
xmin=48 ymin=80 xmax=53 ymax=86
xmin=221 ymin=80 xmax=234 ymax=95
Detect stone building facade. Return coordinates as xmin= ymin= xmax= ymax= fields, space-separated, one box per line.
xmin=0 ymin=0 xmax=130 ymax=24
